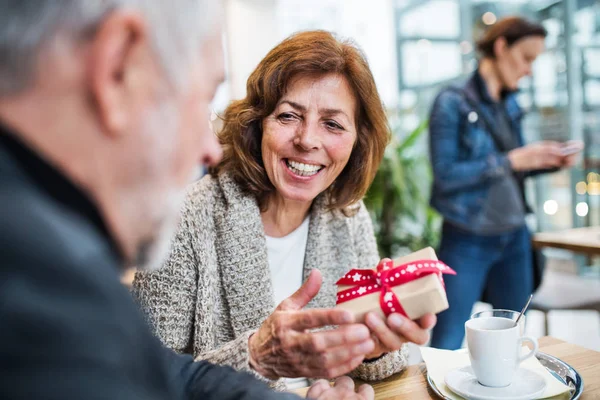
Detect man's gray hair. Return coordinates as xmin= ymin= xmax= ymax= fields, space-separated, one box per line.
xmin=0 ymin=0 xmax=222 ymax=95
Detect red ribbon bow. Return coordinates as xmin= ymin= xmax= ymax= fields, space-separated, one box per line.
xmin=335 ymin=259 xmax=456 ymax=318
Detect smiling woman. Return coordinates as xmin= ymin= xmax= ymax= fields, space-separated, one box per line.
xmin=132 ymin=30 xmax=433 ymax=392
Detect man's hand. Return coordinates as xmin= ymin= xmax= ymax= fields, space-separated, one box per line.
xmin=307 ymin=376 xmax=374 ymax=400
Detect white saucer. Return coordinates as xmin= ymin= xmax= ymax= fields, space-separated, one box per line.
xmin=444 ymin=366 xmax=546 ymax=400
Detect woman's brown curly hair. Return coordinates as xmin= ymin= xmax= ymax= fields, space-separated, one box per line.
xmin=213 ymin=30 xmax=390 ymax=215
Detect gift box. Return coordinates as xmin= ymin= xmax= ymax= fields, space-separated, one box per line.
xmin=335 ymin=247 xmax=456 ymax=322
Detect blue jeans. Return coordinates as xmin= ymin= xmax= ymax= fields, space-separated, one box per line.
xmin=430 ymin=223 xmax=533 ymax=350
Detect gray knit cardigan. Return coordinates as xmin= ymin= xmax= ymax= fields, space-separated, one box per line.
xmin=132 ymin=172 xmax=408 ymax=389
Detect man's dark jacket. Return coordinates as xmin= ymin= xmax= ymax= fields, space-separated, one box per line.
xmin=0 ymin=123 xmax=300 ymax=400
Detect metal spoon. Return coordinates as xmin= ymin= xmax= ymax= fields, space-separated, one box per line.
xmin=514 ymin=294 xmax=533 ymax=327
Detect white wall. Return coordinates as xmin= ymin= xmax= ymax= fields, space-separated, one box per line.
xmin=224 ymin=0 xmax=279 ymax=101
xmin=222 ymin=0 xmax=399 ymax=108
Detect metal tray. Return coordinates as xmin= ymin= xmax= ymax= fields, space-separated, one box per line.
xmin=426 ymin=351 xmax=584 ymax=400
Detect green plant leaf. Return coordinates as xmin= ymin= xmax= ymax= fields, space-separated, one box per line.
xmin=397 ymin=120 xmax=429 ymax=154
xmin=366 ymin=118 xmax=440 ymax=257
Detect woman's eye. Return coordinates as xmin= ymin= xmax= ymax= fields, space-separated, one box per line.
xmin=325 ymin=120 xmax=343 ymax=130
xmin=278 ymin=112 xmax=297 ymax=122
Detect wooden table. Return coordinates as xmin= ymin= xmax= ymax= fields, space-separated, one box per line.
xmin=532 ymin=226 xmax=600 ymax=257
xmin=292 ymin=337 xmax=600 ymax=399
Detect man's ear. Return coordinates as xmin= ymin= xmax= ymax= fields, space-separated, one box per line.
xmin=87 ymin=11 xmax=150 ymax=137
xmin=493 ymin=36 xmax=508 ymax=59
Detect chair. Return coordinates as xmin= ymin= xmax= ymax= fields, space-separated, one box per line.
xmin=530 ymin=265 xmax=600 ymax=335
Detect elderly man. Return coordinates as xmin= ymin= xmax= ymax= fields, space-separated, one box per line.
xmin=0 ymin=1 xmax=373 ymax=399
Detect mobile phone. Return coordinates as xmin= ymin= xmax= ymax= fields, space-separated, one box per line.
xmin=560 ymin=140 xmax=584 ymax=156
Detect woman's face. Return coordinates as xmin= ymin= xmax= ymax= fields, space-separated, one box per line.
xmin=496 ymin=36 xmax=545 ymax=90
xmin=261 ymin=73 xmax=358 ymax=205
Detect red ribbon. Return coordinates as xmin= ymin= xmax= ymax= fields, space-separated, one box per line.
xmin=335 ymin=259 xmax=456 ymax=318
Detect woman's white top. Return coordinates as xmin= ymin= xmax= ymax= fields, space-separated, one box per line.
xmin=265 ymin=216 xmax=310 ymax=305
xmin=265 ymin=216 xmax=310 ymax=389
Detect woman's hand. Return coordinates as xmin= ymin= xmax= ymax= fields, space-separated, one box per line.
xmin=355 ymin=258 xmax=436 ymax=360
xmin=307 ymin=376 xmax=374 ymax=400
xmin=363 ymin=312 xmax=437 ymax=360
xmin=561 ymin=152 xmax=580 ymax=168
xmin=248 ymin=270 xmax=375 ymax=379
xmin=507 ymin=141 xmax=564 ymax=171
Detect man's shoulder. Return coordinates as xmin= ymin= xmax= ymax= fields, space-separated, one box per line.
xmin=0 ymin=164 xmax=181 ymax=399
xmin=0 ymin=174 xmax=166 ymax=385
xmin=0 ymin=167 xmax=130 ymax=319
xmin=0 ymin=178 xmax=116 ymax=271
xmin=0 ymin=175 xmax=128 ymax=307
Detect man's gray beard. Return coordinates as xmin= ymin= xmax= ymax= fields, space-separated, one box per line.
xmin=133 ymin=94 xmax=185 ymax=272
xmin=135 ymin=190 xmax=185 ymax=272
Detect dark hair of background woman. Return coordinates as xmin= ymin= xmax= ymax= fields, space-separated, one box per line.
xmin=477 ymin=16 xmax=547 ymax=58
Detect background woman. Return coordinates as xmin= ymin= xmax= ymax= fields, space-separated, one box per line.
xmin=428 ymin=17 xmax=578 ymax=350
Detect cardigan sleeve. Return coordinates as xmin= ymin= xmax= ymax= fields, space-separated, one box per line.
xmin=347 ymin=201 xmax=410 ymax=381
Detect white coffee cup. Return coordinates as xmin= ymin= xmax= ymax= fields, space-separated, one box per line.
xmin=465 ymin=316 xmax=538 ymax=387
